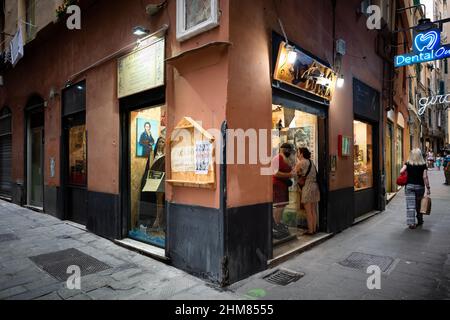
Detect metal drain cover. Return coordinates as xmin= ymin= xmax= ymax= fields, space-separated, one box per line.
xmin=29 ymin=248 xmax=111 ymax=281
xmin=339 ymin=252 xmax=395 ymax=273
xmin=0 ymin=233 xmax=19 ymax=242
xmin=264 ymin=269 xmax=304 ymax=286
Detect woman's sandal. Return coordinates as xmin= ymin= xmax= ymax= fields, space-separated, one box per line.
xmin=409 ymin=225 xmax=417 ymax=230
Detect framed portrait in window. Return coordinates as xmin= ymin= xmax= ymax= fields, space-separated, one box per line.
xmin=176 ymin=0 xmax=220 ymax=42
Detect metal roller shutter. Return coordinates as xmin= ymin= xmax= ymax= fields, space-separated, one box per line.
xmin=0 ymin=134 xmax=12 ymax=197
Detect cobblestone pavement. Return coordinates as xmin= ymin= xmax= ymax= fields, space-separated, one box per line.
xmin=0 ymin=170 xmax=449 ymax=300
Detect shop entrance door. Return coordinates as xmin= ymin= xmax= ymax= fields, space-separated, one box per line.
xmin=27 ymin=111 xmax=44 ymax=209
xmin=0 ymin=108 xmax=12 ymax=198
xmin=271 ymin=105 xmax=327 ymax=258
xmin=63 ymin=113 xmax=87 ymax=225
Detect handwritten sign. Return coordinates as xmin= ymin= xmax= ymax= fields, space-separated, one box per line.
xmin=118 ymin=38 xmax=165 ymax=98
xmin=171 ymin=146 xmax=195 ymax=173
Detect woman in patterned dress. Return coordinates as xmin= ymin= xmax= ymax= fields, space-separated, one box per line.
xmin=295 ymin=148 xmax=321 ymax=235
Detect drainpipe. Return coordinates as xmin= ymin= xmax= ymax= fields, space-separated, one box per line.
xmin=220 ymin=121 xmax=229 ymax=287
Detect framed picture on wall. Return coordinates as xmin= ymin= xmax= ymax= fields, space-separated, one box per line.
xmin=136 ymin=118 xmax=160 ymax=158
xmin=176 ymin=0 xmax=220 ymax=42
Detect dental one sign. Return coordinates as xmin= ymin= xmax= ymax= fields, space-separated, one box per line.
xmin=395 ymin=29 xmax=450 ymax=67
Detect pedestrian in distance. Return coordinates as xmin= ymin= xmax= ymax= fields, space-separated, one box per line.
xmin=444 ymin=153 xmax=450 ymax=185
xmin=400 ymin=149 xmax=431 ymax=230
xmin=435 ymin=154 xmax=443 ymax=171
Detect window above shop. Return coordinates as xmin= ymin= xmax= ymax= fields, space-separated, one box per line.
xmin=176 ymin=0 xmax=219 ymax=42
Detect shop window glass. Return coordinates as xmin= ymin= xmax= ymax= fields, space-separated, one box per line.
xmin=129 ymin=105 xmax=167 ymax=248
xmin=354 ymin=121 xmax=373 ymax=191
xmin=68 ymin=125 xmax=87 ymax=186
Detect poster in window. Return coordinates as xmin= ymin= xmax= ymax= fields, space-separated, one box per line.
xmin=288 ymin=125 xmax=316 ymax=163
xmin=136 ymin=118 xmax=159 ymax=158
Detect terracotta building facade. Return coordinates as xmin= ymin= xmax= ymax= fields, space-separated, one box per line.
xmin=0 ymin=0 xmax=418 ymax=285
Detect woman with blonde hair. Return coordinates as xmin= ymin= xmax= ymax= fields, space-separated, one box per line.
xmin=400 ymin=149 xmax=431 ymax=229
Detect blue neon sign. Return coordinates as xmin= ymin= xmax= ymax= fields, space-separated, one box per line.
xmin=395 ymin=29 xmax=450 ymax=68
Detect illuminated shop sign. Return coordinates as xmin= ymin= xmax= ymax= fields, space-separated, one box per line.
xmin=395 ymin=29 xmax=450 ymax=68
xmin=274 ymin=41 xmax=337 ymax=101
xmin=418 ymin=93 xmax=450 ymax=115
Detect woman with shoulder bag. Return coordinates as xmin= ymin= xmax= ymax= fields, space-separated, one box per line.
xmin=295 ymin=148 xmax=321 ymax=235
xmin=400 ymin=149 xmax=431 ymax=229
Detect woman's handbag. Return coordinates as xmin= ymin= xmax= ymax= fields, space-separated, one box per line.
xmin=420 ymin=196 xmax=432 ymax=215
xmin=298 ymin=160 xmax=312 ymax=189
xmin=396 ymin=171 xmax=408 ymax=186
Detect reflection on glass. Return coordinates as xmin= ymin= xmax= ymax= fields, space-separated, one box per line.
xmin=354 ymin=121 xmax=374 ymax=191
xmin=185 ymin=0 xmax=212 ymax=29
xmin=68 ymin=125 xmax=87 ymax=186
xmin=129 ymin=106 xmax=167 ymax=248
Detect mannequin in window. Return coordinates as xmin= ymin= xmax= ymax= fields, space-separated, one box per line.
xmin=139 ymin=136 xmax=166 ymax=233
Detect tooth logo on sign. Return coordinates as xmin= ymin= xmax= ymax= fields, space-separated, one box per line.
xmin=395 ymin=28 xmax=450 ymax=68
xmin=414 ymin=31 xmax=439 ymax=52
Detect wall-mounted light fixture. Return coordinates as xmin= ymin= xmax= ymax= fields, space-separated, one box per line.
xmin=337 ymin=74 xmax=345 ymax=88
xmin=132 ymin=26 xmax=150 ymax=37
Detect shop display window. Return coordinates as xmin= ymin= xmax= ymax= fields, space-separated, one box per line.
xmin=68 ymin=125 xmax=87 ymax=186
xmin=129 ymin=105 xmax=167 ymax=248
xmin=354 ymin=120 xmax=374 ymax=191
